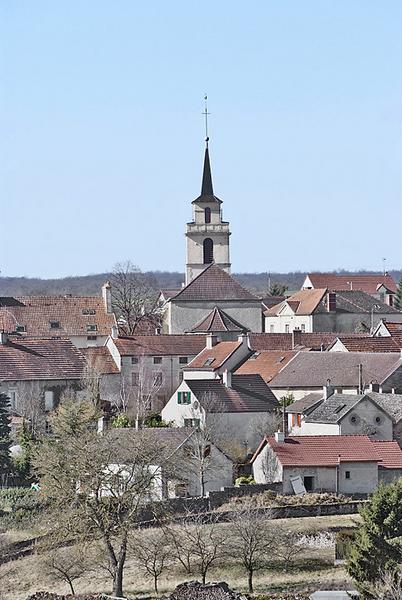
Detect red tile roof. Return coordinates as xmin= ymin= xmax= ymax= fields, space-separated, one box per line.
xmin=0 ymin=296 xmax=116 ymax=337
xmin=372 ymin=440 xmax=402 ymax=469
xmin=190 ymin=306 xmax=248 ymax=333
xmin=0 ymin=337 xmax=86 ymax=381
xmin=80 ymin=346 xmax=120 ymax=374
xmin=253 ymin=435 xmax=380 ymax=466
xmin=236 ymin=350 xmax=297 ymax=382
xmin=265 ymin=289 xmax=327 ymax=317
xmin=331 ymin=336 xmax=401 ymax=353
xmin=249 ymin=332 xmax=341 ymax=351
xmin=186 ymin=341 xmax=245 ymax=370
xmin=171 ymin=264 xmax=258 ymax=302
xmin=380 ymin=322 xmax=402 ymax=344
xmin=305 ymin=273 xmax=397 ymax=294
xmin=114 ymin=335 xmax=207 ymax=357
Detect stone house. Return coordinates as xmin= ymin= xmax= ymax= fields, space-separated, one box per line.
xmin=106 ymin=334 xmax=207 ymax=412
xmin=0 ymin=333 xmax=86 ymax=430
xmin=0 ymin=282 xmax=117 ymax=348
xmin=302 ymin=273 xmax=397 ymax=307
xmin=251 ymin=433 xmax=402 ymax=494
xmin=162 ymin=335 xmax=279 ymax=454
xmin=264 ymin=288 xmax=402 ymax=334
xmin=269 ymin=351 xmax=402 ymax=401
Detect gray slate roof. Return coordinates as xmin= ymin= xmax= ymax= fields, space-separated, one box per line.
xmin=270 ymin=352 xmax=402 ymax=388
xmin=305 ymin=394 xmax=365 ymax=424
xmin=315 ymin=290 xmax=401 ymax=315
xmin=286 ymin=393 xmax=323 ymax=414
xmin=366 ymin=391 xmax=402 ymax=423
xmin=185 ymin=374 xmax=278 ymax=413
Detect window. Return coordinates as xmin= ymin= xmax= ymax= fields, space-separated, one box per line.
xmin=184 ymin=418 xmax=200 ymax=428
xmin=301 ymin=324 xmax=306 ymax=332
xmin=82 ymin=308 xmax=96 ymax=315
xmin=270 ymin=324 xmax=274 ymax=333
xmin=153 ymin=372 xmax=163 ymax=386
xmin=179 ymin=356 xmax=188 ymax=365
xmin=49 ymin=320 xmax=60 ymax=329
xmin=87 ymin=335 xmax=97 ymax=342
xmin=375 ymin=415 xmax=382 ymax=424
xmin=131 ymin=357 xmax=139 ymax=364
xmin=87 ymin=324 xmax=97 ymax=332
xmin=44 ymin=391 xmax=54 ymax=412
xmin=345 ymin=471 xmax=351 ymax=479
xmin=153 ymin=356 xmax=162 ymax=364
xmin=203 ymin=357 xmax=215 ymax=366
xmin=177 ymin=391 xmax=191 ymax=404
xmin=204 ymin=207 xmax=211 ymax=223
xmin=203 ymin=238 xmax=214 ymax=264
xmin=179 ymin=371 xmax=184 ymax=383
xmin=285 ymin=324 xmax=290 ymax=333
xmin=16 ymin=325 xmax=26 ymax=333
xmin=132 ymin=373 xmax=139 ymax=386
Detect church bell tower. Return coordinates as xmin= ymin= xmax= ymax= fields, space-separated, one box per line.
xmin=185 ymin=138 xmax=231 ymax=284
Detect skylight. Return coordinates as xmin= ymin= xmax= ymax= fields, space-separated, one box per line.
xmin=203 ymin=357 xmax=215 ymax=367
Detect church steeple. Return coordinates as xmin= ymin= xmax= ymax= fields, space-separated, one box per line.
xmin=201 ymin=140 xmax=214 ymax=196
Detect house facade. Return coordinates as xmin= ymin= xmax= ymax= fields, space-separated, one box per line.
xmin=302 ymin=273 xmax=397 ymax=307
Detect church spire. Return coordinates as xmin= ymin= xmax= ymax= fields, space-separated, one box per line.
xmin=201 ymin=140 xmax=214 ymax=196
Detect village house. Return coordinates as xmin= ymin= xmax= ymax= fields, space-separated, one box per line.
xmin=264 ymin=288 xmax=402 ymax=334
xmin=327 ymin=335 xmax=401 ymax=352
xmin=287 ymin=387 xmax=402 ymax=446
xmin=102 ymin=426 xmax=234 ymax=498
xmin=161 ymin=335 xmax=279 ymax=453
xmin=106 ymin=334 xmax=207 ymax=412
xmin=302 ymin=273 xmax=397 ymax=307
xmin=373 ymin=319 xmax=402 ymax=344
xmin=269 ymin=351 xmax=402 ymax=401
xmin=251 ymin=433 xmax=402 ymax=494
xmin=0 ymin=332 xmax=86 ymax=430
xmin=0 ymin=282 xmax=117 ymax=348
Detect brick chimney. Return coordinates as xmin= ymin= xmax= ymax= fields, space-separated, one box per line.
xmin=292 ymin=328 xmax=302 ymax=349
xmin=327 ymin=292 xmax=337 ymax=312
xmin=102 ymin=281 xmax=112 ymax=314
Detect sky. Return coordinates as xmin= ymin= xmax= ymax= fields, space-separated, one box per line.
xmin=2 ymin=1 xmax=402 ymax=278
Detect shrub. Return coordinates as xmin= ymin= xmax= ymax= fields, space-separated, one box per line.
xmin=235 ymin=475 xmax=255 ymax=486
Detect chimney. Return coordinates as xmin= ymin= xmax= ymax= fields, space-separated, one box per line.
xmin=369 ymin=383 xmax=380 ymax=393
xmin=206 ymin=334 xmax=218 ymax=349
xmin=111 ymin=325 xmax=119 ymax=339
xmin=222 ymin=370 xmax=232 ymax=388
xmin=292 ymin=328 xmax=302 ymax=349
xmin=97 ymin=416 xmax=110 ymax=434
xmin=0 ymin=332 xmax=8 ymax=345
xmin=102 ymin=281 xmax=112 ymax=314
xmin=327 ymin=292 xmax=337 ymax=312
xmin=274 ymin=430 xmax=285 ymax=443
xmin=323 ymin=379 xmax=334 ymax=400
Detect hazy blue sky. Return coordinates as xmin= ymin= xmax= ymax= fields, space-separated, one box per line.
xmin=2 ymin=1 xmax=402 ymax=278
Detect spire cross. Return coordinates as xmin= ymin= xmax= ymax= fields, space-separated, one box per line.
xmin=202 ymin=94 xmax=210 ymax=142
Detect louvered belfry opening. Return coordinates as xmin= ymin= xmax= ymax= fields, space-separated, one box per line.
xmin=203 ymin=238 xmax=214 ymax=264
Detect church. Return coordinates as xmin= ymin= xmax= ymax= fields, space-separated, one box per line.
xmin=160 ymin=138 xmax=263 ymax=335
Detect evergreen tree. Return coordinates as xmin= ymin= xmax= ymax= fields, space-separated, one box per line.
xmin=395 ymin=279 xmax=402 ymax=310
xmin=268 ymin=282 xmax=288 ymax=297
xmin=347 ymin=480 xmax=402 ymax=597
xmin=0 ymin=393 xmax=12 ymax=476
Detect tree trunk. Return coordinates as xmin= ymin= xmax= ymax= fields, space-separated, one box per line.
xmin=202 ymin=570 xmax=206 ymax=585
xmin=67 ymin=577 xmax=75 ymax=596
xmin=248 ymin=568 xmax=253 ymax=593
xmin=154 ymin=574 xmax=158 ymax=594
xmin=113 ymin=561 xmax=124 ymax=598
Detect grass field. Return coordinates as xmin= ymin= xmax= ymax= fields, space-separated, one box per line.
xmin=0 ymin=514 xmax=360 ymax=600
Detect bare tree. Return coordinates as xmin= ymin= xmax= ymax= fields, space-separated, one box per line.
xmin=41 ymin=545 xmax=90 ymax=595
xmin=130 ymin=528 xmax=172 ymax=593
xmin=16 ymin=382 xmax=45 ymax=434
xmin=372 ymin=569 xmax=402 ymax=600
xmin=165 ymin=512 xmax=228 ymax=584
xmin=274 ymin=527 xmax=305 ymax=572
xmin=111 ymin=261 xmax=159 ymax=335
xmin=33 ymin=400 xmax=174 ymax=597
xmin=229 ymin=504 xmax=275 ymax=593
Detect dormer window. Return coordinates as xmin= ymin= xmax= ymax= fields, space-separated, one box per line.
xmin=16 ymin=325 xmax=26 ymax=333
xmin=50 ymin=320 xmax=60 ymax=329
xmin=82 ymin=308 xmax=96 ymax=315
xmin=87 ymin=324 xmax=97 ymax=332
xmin=205 ymin=207 xmax=211 ymax=224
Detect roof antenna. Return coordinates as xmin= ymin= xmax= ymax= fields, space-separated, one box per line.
xmin=202 ymin=94 xmax=210 ymax=145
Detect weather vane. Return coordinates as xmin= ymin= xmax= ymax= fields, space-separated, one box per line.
xmin=202 ymin=94 xmax=210 ymax=142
